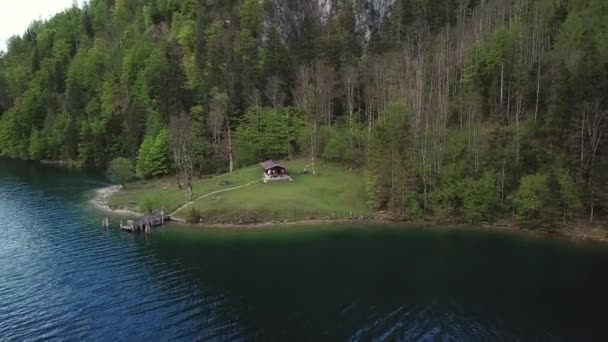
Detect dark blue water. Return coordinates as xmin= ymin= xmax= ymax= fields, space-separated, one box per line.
xmin=2 ymin=160 xmax=608 ymax=341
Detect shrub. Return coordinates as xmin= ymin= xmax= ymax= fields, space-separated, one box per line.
xmin=556 ymin=167 xmax=582 ymax=224
xmin=321 ymin=124 xmax=366 ymax=164
xmin=184 ymin=206 xmax=201 ymax=223
xmin=430 ymin=164 xmax=464 ymax=223
xmin=431 ymin=164 xmax=497 ymax=224
xmin=514 ymin=173 xmax=549 ymax=227
xmin=136 ymin=129 xmax=170 ymax=179
xmin=462 ymin=172 xmax=497 ymax=224
xmin=235 ymin=106 xmax=300 ymax=162
xmin=106 ymin=157 xmax=135 ymax=188
xmin=140 ymin=198 xmax=155 ymax=214
xmin=28 ymin=129 xmax=46 ymax=160
xmin=406 ymin=192 xmax=424 ymax=221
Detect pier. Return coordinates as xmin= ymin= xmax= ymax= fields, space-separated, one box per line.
xmin=120 ymin=211 xmax=169 ymax=233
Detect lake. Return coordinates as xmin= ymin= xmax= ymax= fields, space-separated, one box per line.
xmin=1 ymin=159 xmax=608 ymax=341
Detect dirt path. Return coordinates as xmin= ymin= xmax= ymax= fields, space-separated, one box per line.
xmin=170 ymin=179 xmax=262 ymax=217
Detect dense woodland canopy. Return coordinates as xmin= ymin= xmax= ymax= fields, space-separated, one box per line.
xmin=1 ymin=0 xmax=608 ymax=226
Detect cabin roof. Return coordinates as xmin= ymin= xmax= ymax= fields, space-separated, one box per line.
xmin=260 ymin=160 xmax=285 ymax=171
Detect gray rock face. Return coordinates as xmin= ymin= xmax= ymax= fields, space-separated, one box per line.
xmin=265 ymin=0 xmax=396 ymax=42
xmin=351 ymin=0 xmax=397 ymax=39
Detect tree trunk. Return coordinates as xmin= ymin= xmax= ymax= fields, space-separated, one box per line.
xmin=286 ymin=110 xmax=291 ymax=158
xmin=534 ymin=60 xmax=541 ymax=121
xmin=227 ymin=125 xmax=234 ymax=173
xmin=500 ymin=63 xmax=504 ymax=106
xmin=501 ymin=158 xmax=506 ymax=204
xmin=515 ymin=96 xmax=521 ymax=164
xmin=590 ymin=191 xmax=595 ymax=225
xmin=506 ymin=78 xmax=511 ymax=121
xmin=581 ymin=115 xmax=585 ymax=168
xmin=423 ymin=180 xmax=428 ymax=211
xmin=311 ymin=118 xmax=317 ymax=175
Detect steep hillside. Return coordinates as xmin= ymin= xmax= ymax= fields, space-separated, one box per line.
xmin=2 ymin=0 xmax=608 ymax=226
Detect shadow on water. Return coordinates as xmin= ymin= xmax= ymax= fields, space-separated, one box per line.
xmin=147 ymin=225 xmax=608 ymax=341
xmin=2 ymin=159 xmax=608 ymax=341
xmin=0 ymin=159 xmax=107 ymax=198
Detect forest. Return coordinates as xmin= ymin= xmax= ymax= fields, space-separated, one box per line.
xmin=1 ymin=0 xmax=607 ymax=227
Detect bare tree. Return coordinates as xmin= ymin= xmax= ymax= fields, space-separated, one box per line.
xmin=305 ymin=84 xmax=318 ymax=175
xmin=170 ymin=113 xmax=195 ymax=201
xmin=208 ymin=89 xmax=226 ymax=146
xmin=314 ymin=61 xmax=334 ymax=126
xmin=209 ymin=89 xmax=234 ymax=172
xmin=247 ymin=88 xmax=262 ymax=109
xmin=530 ymin=2 xmax=549 ymax=121
xmin=581 ymin=100 xmax=608 ymax=224
xmin=292 ymin=65 xmax=311 ymax=112
xmin=343 ymin=64 xmax=358 ymax=133
xmin=363 ymin=77 xmax=376 ymax=135
xmin=291 ymin=64 xmax=319 ymax=174
xmin=370 ymin=56 xmax=389 ymax=120
xmin=265 ymin=75 xmax=285 ymax=109
xmin=226 ymin=120 xmax=234 ymax=173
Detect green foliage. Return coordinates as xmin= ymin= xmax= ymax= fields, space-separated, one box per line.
xmin=145 ymin=110 xmax=164 ymax=137
xmin=430 ymin=163 xmax=465 ymax=223
xmin=46 ymin=111 xmax=73 ymax=160
xmin=107 ymin=157 xmax=135 ymax=188
xmin=1 ymin=0 xmax=608 ymax=227
xmin=556 ymin=167 xmax=582 ymax=224
xmin=111 ymin=159 xmax=370 ymax=223
xmin=183 ymin=206 xmax=202 ymax=223
xmin=321 ymin=123 xmax=366 ymax=164
xmin=0 ymin=109 xmax=29 ymax=158
xmin=463 ymin=172 xmax=498 ymax=224
xmin=28 ymin=129 xmax=45 ymax=160
xmin=136 ymin=135 xmax=155 ymax=177
xmin=236 ymin=107 xmax=301 ymax=164
xmin=514 ymin=174 xmax=550 ymax=227
xmin=365 ymin=103 xmax=413 ymax=218
xmin=240 ymin=0 xmax=264 ymax=38
xmin=406 ymin=192 xmax=424 ymax=221
xmin=430 ymin=131 xmax=497 ymax=224
xmin=140 ymin=197 xmax=155 ymax=214
xmin=190 ymin=105 xmax=213 ymax=173
xmin=136 ymin=129 xmax=170 ymax=179
xmin=321 ymin=126 xmax=350 ymax=161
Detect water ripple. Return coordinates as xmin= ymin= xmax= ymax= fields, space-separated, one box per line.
xmin=3 ymin=161 xmax=608 ymax=340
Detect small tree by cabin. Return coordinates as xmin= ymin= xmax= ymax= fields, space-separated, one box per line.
xmin=107 ymin=158 xmax=135 ymax=189
xmin=260 ymin=160 xmax=292 ymax=183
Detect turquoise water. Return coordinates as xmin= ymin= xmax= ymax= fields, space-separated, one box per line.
xmin=2 ymin=159 xmax=608 ymax=340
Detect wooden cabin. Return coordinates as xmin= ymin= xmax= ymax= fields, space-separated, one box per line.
xmin=260 ymin=160 xmax=292 ymax=183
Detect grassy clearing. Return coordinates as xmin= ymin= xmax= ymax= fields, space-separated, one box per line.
xmin=108 ymin=159 xmax=371 ymax=223
xmin=108 ymin=163 xmax=261 ymax=213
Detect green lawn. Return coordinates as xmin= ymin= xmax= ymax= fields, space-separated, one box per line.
xmin=109 ymin=159 xmax=371 ymax=223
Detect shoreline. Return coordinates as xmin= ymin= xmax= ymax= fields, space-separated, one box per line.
xmin=181 ymin=220 xmax=608 ymax=244
xmin=90 ymin=185 xmax=143 ymax=217
xmin=92 ymin=185 xmax=608 ymax=244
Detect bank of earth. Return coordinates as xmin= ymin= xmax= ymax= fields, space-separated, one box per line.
xmin=105 ymin=158 xmax=608 ymax=243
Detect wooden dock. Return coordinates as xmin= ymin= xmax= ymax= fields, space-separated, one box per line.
xmin=120 ymin=211 xmax=169 ymax=233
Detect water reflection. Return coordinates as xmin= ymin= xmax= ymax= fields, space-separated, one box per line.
xmin=1 ymin=159 xmax=608 ymax=341
xmin=147 ymin=226 xmax=608 ymax=340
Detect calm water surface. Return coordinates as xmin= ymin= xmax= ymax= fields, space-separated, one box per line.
xmin=2 ymin=160 xmax=608 ymax=341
